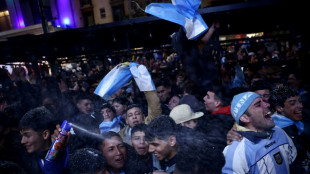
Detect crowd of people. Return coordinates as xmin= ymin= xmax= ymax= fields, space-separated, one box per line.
xmin=0 ymin=19 xmax=310 ymax=174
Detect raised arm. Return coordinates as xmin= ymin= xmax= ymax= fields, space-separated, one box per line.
xmin=201 ymin=21 xmax=220 ymax=44
xmin=144 ymin=90 xmax=162 ymax=124
xmin=129 ymin=63 xmax=162 ymax=124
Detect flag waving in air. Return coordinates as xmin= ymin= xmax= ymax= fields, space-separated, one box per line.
xmin=94 ymin=62 xmax=155 ymax=100
xmin=145 ymin=0 xmax=208 ymax=40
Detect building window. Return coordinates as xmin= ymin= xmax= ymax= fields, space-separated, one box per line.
xmin=100 ymin=8 xmax=106 ymax=18
xmin=0 ymin=10 xmax=11 ymax=31
xmin=80 ymin=0 xmax=92 ymax=6
xmin=0 ymin=10 xmax=9 ymax=17
xmin=112 ymin=5 xmax=124 ymax=21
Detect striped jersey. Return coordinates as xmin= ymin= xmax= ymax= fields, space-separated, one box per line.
xmin=222 ymin=126 xmax=297 ymax=174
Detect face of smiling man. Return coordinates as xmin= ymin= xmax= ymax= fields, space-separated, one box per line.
xmin=20 ymin=128 xmax=50 ymax=154
xmin=281 ymin=96 xmax=303 ymax=121
xmin=101 ymin=107 xmax=116 ymax=122
xmin=148 ymin=136 xmax=177 ymax=161
xmin=240 ymin=97 xmax=275 ymax=132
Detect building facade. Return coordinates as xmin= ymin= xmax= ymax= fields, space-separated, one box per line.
xmin=0 ymin=0 xmax=154 ymax=33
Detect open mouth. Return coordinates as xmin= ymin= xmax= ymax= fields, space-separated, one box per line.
xmin=115 ymin=157 xmax=124 ymax=163
xmin=264 ymin=111 xmax=272 ymax=120
xmin=295 ymin=110 xmax=302 ymax=115
xmin=294 ymin=110 xmax=303 ymax=118
xmin=154 ymin=153 xmax=160 ymax=159
xmin=138 ymin=147 xmax=146 ymax=151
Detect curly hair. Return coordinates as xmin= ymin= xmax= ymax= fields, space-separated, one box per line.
xmin=175 ymin=128 xmax=225 ymax=174
xmin=68 ymin=148 xmax=106 ymax=174
xmin=19 ymin=106 xmax=56 ymax=134
xmin=269 ymin=86 xmax=299 ymax=110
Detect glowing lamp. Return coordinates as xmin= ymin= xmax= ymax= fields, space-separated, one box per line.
xmin=19 ymin=20 xmax=25 ymax=27
xmin=63 ymin=18 xmax=70 ymax=25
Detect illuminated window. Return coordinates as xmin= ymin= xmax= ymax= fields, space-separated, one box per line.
xmin=0 ymin=10 xmax=9 ymax=17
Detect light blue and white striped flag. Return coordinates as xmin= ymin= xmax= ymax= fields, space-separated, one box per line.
xmin=94 ymin=62 xmax=155 ymax=100
xmin=145 ymin=0 xmax=208 ymax=40
xmin=94 ymin=63 xmax=134 ymax=100
xmin=130 ymin=64 xmax=155 ymax=91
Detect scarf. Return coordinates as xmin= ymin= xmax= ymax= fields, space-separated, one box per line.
xmin=271 ymin=112 xmax=304 ymax=135
xmin=99 ymin=117 xmax=121 ymax=133
xmin=235 ymin=123 xmax=273 ymax=143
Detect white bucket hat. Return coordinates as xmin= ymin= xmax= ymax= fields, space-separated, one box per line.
xmin=169 ymin=104 xmax=204 ymax=124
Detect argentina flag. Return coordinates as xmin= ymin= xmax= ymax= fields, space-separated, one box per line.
xmin=94 ymin=62 xmax=155 ymax=100
xmin=145 ymin=0 xmax=208 ymax=40
xmin=130 ymin=64 xmax=155 ymax=91
xmin=94 ymin=63 xmax=133 ymax=100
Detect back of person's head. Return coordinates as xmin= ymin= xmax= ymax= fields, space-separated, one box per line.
xmin=155 ymin=78 xmax=171 ymax=88
xmin=269 ymin=86 xmax=299 ymax=110
xmin=40 ymin=92 xmax=58 ymax=114
xmin=0 ymin=161 xmax=26 ymax=174
xmin=288 ymin=69 xmax=303 ymax=81
xmin=266 ymin=66 xmax=282 ymax=78
xmin=194 ymin=112 xmax=235 ymax=151
xmin=251 ymin=73 xmax=265 ymax=80
xmin=43 ymin=76 xmax=61 ymax=96
xmin=230 ymin=87 xmax=249 ymax=98
xmin=68 ymin=148 xmax=106 ymax=174
xmin=0 ymin=112 xmax=16 ymax=133
xmin=250 ymin=80 xmax=271 ymax=92
xmin=145 ymin=115 xmax=177 ymax=141
xmin=250 ymin=73 xmax=265 ymax=85
xmin=74 ymin=114 xmax=99 ymax=136
xmin=287 ymin=69 xmax=305 ymax=89
xmin=182 ymin=82 xmax=200 ymax=96
xmin=19 ymin=106 xmax=56 ymax=133
xmin=179 ymin=95 xmax=204 ymax=112
xmin=0 ymin=69 xmax=12 ymax=89
xmin=175 ymin=129 xmax=225 ymax=174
